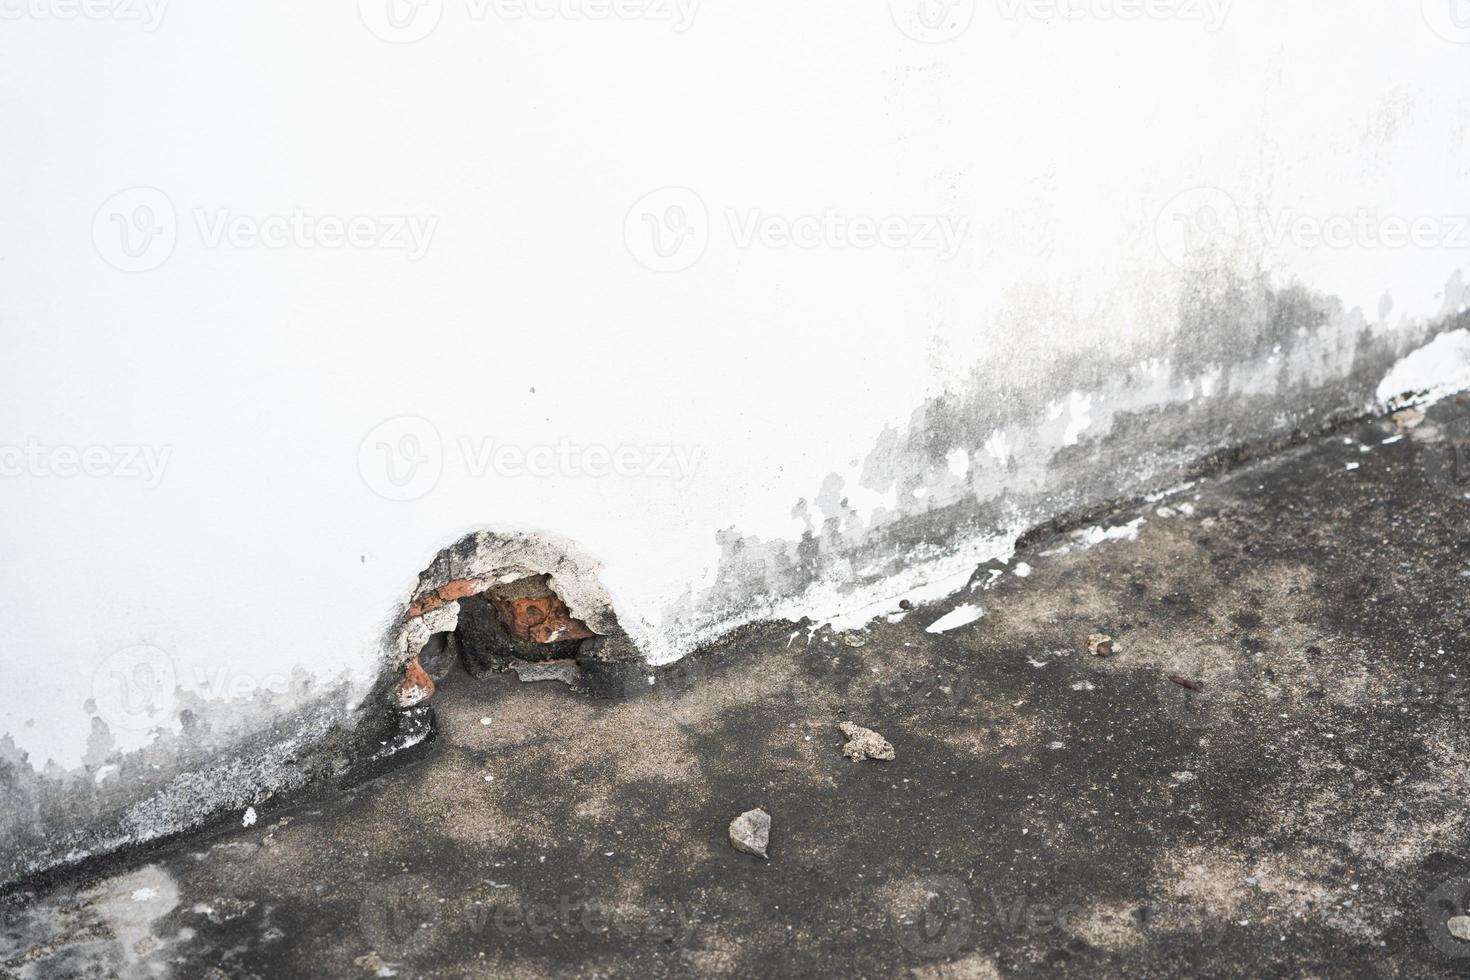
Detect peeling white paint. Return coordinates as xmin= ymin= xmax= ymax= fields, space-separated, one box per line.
xmin=1377 ymin=328 xmax=1470 ymax=407
xmin=1062 ymin=392 xmax=1094 ymax=447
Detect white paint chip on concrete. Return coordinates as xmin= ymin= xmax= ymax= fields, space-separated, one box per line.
xmin=926 ymin=603 xmax=984 ymax=634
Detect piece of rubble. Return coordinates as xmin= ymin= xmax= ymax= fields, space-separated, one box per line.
xmin=1392 ymin=408 xmax=1425 ymax=431
xmin=1087 ymin=634 xmax=1114 ymax=657
xmin=729 ymin=808 xmax=770 ymax=859
xmin=1449 ymin=915 xmax=1470 ymax=941
xmin=841 ymin=633 xmax=867 ymax=648
xmin=390 ymin=656 xmax=435 ymax=708
xmin=508 ymin=658 xmax=583 ymax=687
xmin=354 ymin=952 xmax=397 ymax=975
xmin=839 ymin=721 xmax=896 ymax=762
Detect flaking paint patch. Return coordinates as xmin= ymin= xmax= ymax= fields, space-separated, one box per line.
xmin=656 ymin=270 xmax=1469 ymax=667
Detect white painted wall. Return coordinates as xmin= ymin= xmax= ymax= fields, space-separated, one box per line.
xmin=3 ymin=0 xmax=1469 ymax=787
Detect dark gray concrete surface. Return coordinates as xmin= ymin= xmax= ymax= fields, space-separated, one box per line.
xmin=4 ymin=397 xmax=1470 ymax=979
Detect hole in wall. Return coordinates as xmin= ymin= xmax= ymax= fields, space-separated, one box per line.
xmin=384 ymin=530 xmax=647 ymax=712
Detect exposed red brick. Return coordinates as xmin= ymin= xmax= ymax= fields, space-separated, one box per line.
xmin=437 ymin=578 xmax=484 ymax=603
xmin=390 ymin=656 xmax=435 ymax=708
xmin=406 ymin=578 xmax=488 ymax=619
xmin=489 ymin=594 xmax=597 ymax=645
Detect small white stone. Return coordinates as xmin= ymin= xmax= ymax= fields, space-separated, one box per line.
xmin=1448 ymin=915 xmax=1470 ymax=941
xmin=480 ymin=717 xmax=492 ymax=726
xmin=729 ymin=808 xmax=771 ymax=859
xmin=242 ymin=807 xmax=257 ymax=828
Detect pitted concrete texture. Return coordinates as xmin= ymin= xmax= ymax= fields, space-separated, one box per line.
xmin=4 ymin=397 xmax=1470 ymax=979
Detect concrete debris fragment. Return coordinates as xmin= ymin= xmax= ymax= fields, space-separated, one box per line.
xmin=508 ymin=658 xmax=582 ymax=687
xmin=842 ymin=633 xmax=868 ymax=648
xmin=729 ymin=807 xmax=771 ymax=859
xmin=390 ymin=656 xmax=435 ymax=708
xmin=1448 ymin=916 xmax=1470 ymax=942
xmin=1087 ymin=633 xmax=1114 ymax=657
xmin=1392 ymin=408 xmax=1425 ymax=431
xmin=354 ymin=951 xmax=399 ymax=976
xmin=839 ymin=721 xmax=896 ymax=762
xmin=242 ymin=807 xmax=257 ymax=828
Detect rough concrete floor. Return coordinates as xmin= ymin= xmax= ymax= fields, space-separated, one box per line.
xmin=6 ymin=399 xmax=1470 ymax=979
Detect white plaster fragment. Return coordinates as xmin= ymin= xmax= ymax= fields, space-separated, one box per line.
xmin=945 ymin=447 xmax=971 ymax=479
xmin=926 ymin=603 xmax=984 ymax=634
